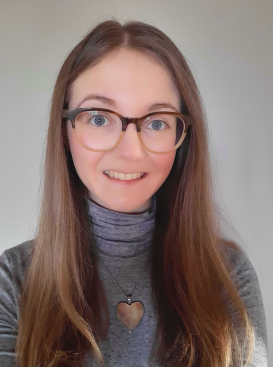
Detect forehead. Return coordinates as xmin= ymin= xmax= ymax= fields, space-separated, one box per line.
xmin=69 ymin=48 xmax=180 ymax=110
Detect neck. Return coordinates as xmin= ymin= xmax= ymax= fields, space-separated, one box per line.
xmin=87 ymin=195 xmax=156 ymax=259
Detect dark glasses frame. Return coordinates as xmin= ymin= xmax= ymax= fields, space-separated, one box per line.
xmin=62 ymin=107 xmax=193 ymax=154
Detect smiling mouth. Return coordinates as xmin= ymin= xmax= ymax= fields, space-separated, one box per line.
xmin=103 ymin=171 xmax=147 ymax=181
xmin=103 ymin=171 xmax=146 ymax=180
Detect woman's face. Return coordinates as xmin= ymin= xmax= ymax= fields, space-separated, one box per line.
xmin=67 ymin=48 xmax=180 ymax=213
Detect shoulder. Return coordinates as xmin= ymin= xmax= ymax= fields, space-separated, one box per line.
xmin=221 ymin=243 xmax=261 ymax=292
xmin=0 ymin=239 xmax=34 ymax=265
xmin=0 ymin=239 xmax=34 ymax=285
xmin=220 ymin=242 xmax=263 ymax=310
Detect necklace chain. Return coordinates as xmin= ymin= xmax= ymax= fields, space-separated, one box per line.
xmin=97 ymin=250 xmax=151 ymax=301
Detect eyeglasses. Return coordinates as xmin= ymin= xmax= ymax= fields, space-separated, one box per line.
xmin=62 ymin=107 xmax=193 ymax=154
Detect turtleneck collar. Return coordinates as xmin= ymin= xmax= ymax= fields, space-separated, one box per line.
xmin=87 ymin=195 xmax=156 ymax=259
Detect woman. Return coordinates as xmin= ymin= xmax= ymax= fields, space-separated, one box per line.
xmin=0 ymin=19 xmax=268 ymax=366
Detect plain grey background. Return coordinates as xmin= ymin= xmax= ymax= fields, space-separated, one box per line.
xmin=0 ymin=0 xmax=272 ymax=361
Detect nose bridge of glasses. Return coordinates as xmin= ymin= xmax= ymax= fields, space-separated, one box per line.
xmin=122 ymin=117 xmax=142 ymax=132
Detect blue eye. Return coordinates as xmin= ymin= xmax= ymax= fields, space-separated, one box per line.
xmin=144 ymin=117 xmax=169 ymax=131
xmin=147 ymin=119 xmax=166 ymax=130
xmin=89 ymin=115 xmax=109 ymax=127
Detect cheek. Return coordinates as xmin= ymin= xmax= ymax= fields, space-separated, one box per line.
xmin=153 ymin=152 xmax=176 ymax=177
xmin=146 ymin=152 xmax=176 ymax=192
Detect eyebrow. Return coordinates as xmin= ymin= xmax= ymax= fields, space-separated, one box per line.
xmin=76 ymin=93 xmax=179 ymax=113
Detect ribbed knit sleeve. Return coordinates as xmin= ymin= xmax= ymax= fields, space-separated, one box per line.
xmin=0 ymin=240 xmax=33 ymax=367
xmin=0 ymin=250 xmax=18 ymax=367
xmin=224 ymin=247 xmax=268 ymax=366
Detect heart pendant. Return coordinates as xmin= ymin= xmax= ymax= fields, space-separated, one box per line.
xmin=116 ymin=300 xmax=144 ymax=333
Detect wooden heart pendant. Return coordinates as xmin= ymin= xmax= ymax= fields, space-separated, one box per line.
xmin=116 ymin=299 xmax=144 ymax=333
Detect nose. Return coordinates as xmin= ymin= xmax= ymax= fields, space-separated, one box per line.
xmin=113 ymin=122 xmax=145 ymax=160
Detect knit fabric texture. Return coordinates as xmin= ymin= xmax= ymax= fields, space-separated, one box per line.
xmin=0 ymin=194 xmax=268 ymax=366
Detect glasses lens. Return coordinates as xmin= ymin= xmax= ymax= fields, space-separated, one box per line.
xmin=140 ymin=114 xmax=185 ymax=153
xmin=75 ymin=110 xmax=122 ymax=150
xmin=75 ymin=111 xmax=185 ymax=152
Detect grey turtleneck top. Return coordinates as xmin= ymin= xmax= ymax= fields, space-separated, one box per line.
xmin=83 ymin=195 xmax=158 ymax=366
xmin=0 ymin=194 xmax=268 ymax=366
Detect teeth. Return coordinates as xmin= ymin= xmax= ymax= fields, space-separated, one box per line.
xmin=104 ymin=171 xmax=145 ymax=180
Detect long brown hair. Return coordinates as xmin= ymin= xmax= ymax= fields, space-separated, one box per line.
xmin=16 ymin=19 xmax=255 ymax=366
